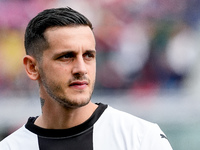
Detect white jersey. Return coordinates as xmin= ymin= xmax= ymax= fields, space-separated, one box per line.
xmin=0 ymin=103 xmax=173 ymax=150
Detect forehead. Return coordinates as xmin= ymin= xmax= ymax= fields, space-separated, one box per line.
xmin=44 ymin=26 xmax=95 ymax=45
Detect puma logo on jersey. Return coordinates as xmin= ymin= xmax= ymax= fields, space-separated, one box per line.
xmin=160 ymin=134 xmax=168 ymax=139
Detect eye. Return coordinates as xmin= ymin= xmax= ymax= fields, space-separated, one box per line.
xmin=58 ymin=52 xmax=75 ymax=61
xmin=83 ymin=51 xmax=96 ymax=61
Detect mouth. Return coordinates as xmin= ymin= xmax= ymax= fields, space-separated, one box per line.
xmin=69 ymin=81 xmax=88 ymax=89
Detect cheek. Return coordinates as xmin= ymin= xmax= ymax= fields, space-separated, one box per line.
xmin=42 ymin=66 xmax=67 ymax=83
xmin=93 ymin=66 xmax=96 ymax=78
xmin=52 ymin=64 xmax=70 ymax=76
xmin=89 ymin=65 xmax=96 ymax=80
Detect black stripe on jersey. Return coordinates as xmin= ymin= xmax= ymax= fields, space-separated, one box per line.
xmin=38 ymin=126 xmax=93 ymax=150
xmin=25 ymin=103 xmax=107 ymax=150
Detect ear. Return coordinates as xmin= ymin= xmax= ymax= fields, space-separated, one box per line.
xmin=23 ymin=55 xmax=40 ymax=80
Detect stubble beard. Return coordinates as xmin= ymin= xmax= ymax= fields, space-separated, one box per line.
xmin=39 ymin=68 xmax=95 ymax=109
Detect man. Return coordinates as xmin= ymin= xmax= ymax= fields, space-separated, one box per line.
xmin=0 ymin=7 xmax=173 ymax=150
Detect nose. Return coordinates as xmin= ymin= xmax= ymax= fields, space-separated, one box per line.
xmin=72 ymin=56 xmax=87 ymax=76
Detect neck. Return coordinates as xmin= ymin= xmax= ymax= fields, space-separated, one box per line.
xmin=35 ymin=99 xmax=98 ymax=129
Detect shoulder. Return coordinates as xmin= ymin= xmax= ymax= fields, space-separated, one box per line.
xmin=101 ymin=105 xmax=156 ymax=129
xmin=104 ymin=105 xmax=169 ymax=138
xmin=0 ymin=125 xmax=38 ymax=150
xmin=95 ymin=105 xmax=159 ymax=139
xmin=94 ymin=105 xmax=173 ymax=150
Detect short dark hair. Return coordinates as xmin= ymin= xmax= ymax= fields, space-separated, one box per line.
xmin=24 ymin=7 xmax=93 ymax=60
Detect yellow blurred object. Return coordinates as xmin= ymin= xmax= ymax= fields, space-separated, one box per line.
xmin=0 ymin=29 xmax=25 ymax=79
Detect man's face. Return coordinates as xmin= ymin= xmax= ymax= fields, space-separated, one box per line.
xmin=38 ymin=26 xmax=96 ymax=109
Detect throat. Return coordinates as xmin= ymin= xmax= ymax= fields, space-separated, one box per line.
xmin=35 ymin=102 xmax=98 ymax=129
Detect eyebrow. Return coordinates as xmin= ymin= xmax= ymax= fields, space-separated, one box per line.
xmin=53 ymin=49 xmax=96 ymax=59
xmin=84 ymin=50 xmax=96 ymax=54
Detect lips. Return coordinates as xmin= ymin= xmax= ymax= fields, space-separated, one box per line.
xmin=69 ymin=80 xmax=88 ymax=89
xmin=69 ymin=81 xmax=88 ymax=86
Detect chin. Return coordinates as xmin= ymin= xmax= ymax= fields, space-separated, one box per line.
xmin=63 ymin=99 xmax=90 ymax=109
xmin=56 ymin=94 xmax=91 ymax=109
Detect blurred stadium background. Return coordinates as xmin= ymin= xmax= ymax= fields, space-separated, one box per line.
xmin=0 ymin=0 xmax=200 ymax=149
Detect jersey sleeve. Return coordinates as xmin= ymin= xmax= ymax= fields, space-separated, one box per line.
xmin=0 ymin=139 xmax=12 ymax=150
xmin=0 ymin=141 xmax=8 ymax=150
xmin=139 ymin=124 xmax=173 ymax=150
xmin=0 ymin=125 xmax=39 ymax=150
